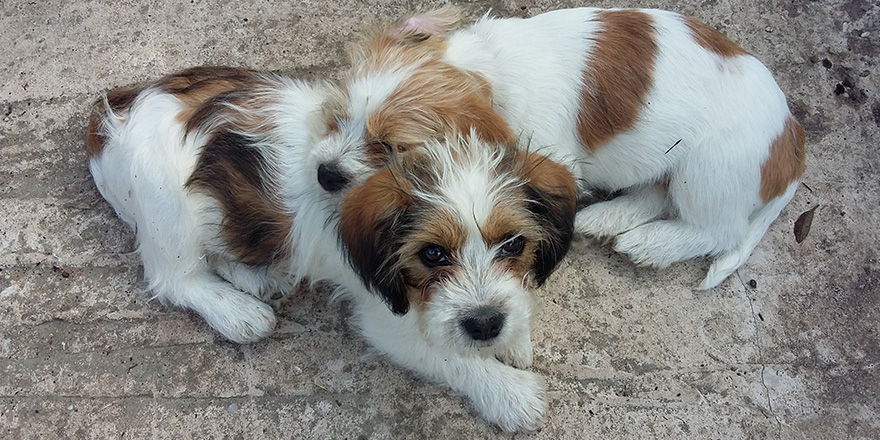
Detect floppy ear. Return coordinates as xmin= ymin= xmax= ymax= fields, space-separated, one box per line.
xmin=340 ymin=169 xmax=412 ymax=314
xmin=521 ymin=153 xmax=578 ymax=285
xmin=394 ymin=6 xmax=463 ymax=42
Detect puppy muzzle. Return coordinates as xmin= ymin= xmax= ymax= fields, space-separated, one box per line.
xmin=317 ymin=162 xmax=351 ymax=192
xmin=459 ymin=306 xmax=506 ymax=342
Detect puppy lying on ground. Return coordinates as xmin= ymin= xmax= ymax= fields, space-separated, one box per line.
xmin=87 ymin=68 xmax=577 ymax=430
xmin=86 ymin=66 xmax=349 ymax=343
xmin=339 ymin=132 xmax=577 ymax=430
xmin=315 ymin=7 xmax=806 ymax=289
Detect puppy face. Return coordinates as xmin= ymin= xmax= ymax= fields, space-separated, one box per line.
xmin=311 ymin=9 xmax=513 ymax=194
xmin=340 ymin=133 xmax=576 ymax=352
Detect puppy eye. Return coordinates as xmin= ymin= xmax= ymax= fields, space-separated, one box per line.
xmin=419 ymin=245 xmax=450 ymax=268
xmin=366 ymin=140 xmax=393 ymax=155
xmin=496 ymin=236 xmax=525 ymax=259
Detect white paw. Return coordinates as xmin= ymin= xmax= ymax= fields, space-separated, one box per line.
xmin=495 ymin=336 xmax=534 ymax=369
xmin=203 ymin=294 xmax=277 ymax=344
xmin=476 ymin=367 xmax=547 ymax=432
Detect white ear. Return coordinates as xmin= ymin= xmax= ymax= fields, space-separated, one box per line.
xmin=394 ymin=7 xmax=463 ymax=39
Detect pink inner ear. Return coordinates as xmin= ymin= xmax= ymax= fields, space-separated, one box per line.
xmin=398 ymin=16 xmax=439 ymax=35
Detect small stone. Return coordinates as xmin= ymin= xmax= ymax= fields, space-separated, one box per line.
xmin=227 ymin=403 xmax=238 ymax=413
xmin=67 ymin=405 xmax=74 ymax=411
xmin=765 ymin=26 xmax=773 ymax=33
xmin=861 ymin=31 xmax=871 ymax=38
xmin=749 ymin=279 xmax=758 ymax=289
xmin=793 ymin=56 xmax=806 ymax=64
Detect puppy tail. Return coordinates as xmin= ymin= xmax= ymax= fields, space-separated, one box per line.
xmin=699 ymin=181 xmax=799 ymax=290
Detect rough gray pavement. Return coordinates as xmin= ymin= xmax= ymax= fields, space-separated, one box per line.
xmin=1 ymin=0 xmax=878 ymax=438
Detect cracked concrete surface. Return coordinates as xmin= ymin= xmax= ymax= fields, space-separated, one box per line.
xmin=1 ymin=0 xmax=878 ymax=438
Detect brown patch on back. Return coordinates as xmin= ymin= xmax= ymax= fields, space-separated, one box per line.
xmin=156 ymin=66 xmax=267 ymax=126
xmin=685 ymin=17 xmax=749 ymax=58
xmin=577 ymin=10 xmax=659 ymax=152
xmin=186 ymin=131 xmax=292 ymax=267
xmin=760 ymin=116 xmax=806 ymax=202
xmin=85 ymin=66 xmax=268 ymax=158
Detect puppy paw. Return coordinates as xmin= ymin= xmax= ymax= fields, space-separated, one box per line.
xmin=495 ymin=336 xmax=534 ymax=369
xmin=476 ymin=367 xmax=547 ymax=432
xmin=204 ymin=294 xmax=277 ymax=344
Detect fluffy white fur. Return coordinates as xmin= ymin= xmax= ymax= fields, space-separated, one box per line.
xmin=316 ymin=7 xmax=805 ymax=289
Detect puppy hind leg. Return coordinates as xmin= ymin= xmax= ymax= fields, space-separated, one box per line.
xmin=138 ymin=236 xmax=277 ymax=343
xmin=699 ymin=181 xmax=799 ymax=289
xmin=575 ymin=184 xmax=666 ymax=238
xmin=613 ymin=219 xmax=724 ymax=267
xmin=614 ymin=152 xmax=752 ymax=269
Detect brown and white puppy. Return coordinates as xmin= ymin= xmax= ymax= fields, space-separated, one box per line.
xmin=86 ymin=66 xmax=350 ymax=343
xmin=338 ymin=131 xmax=577 ymax=431
xmin=313 ymin=7 xmax=806 ymax=289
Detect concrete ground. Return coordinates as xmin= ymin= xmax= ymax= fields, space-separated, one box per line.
xmin=1 ymin=0 xmax=878 ymax=438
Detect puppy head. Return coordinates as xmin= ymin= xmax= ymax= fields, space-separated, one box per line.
xmin=340 ymin=133 xmax=576 ymax=352
xmin=310 ymin=8 xmax=514 ymax=194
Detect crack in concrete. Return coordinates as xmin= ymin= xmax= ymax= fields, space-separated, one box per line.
xmin=736 ymin=271 xmax=784 ymax=439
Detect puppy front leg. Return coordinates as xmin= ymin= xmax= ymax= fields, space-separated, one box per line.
xmin=211 ymin=256 xmax=294 ymax=306
xmin=575 ymin=184 xmax=666 ymax=238
xmin=170 ymin=270 xmax=277 ymax=343
xmin=356 ymin=300 xmax=546 ymax=431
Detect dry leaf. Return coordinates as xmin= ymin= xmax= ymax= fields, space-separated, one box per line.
xmin=794 ymin=205 xmax=818 ymax=243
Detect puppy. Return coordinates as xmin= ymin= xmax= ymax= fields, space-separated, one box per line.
xmin=338 ymin=131 xmax=577 ymax=431
xmin=315 ymin=7 xmax=806 ymax=289
xmin=85 ymin=66 xmax=356 ymax=343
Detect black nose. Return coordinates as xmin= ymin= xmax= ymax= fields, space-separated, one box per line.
xmin=460 ymin=307 xmax=505 ymax=341
xmin=317 ymin=162 xmax=350 ymax=192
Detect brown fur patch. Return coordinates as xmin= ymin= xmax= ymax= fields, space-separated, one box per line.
xmin=520 ymin=152 xmax=579 ymax=211
xmin=397 ymin=209 xmax=468 ymax=308
xmin=85 ymin=85 xmax=141 ymax=157
xmin=760 ymin=116 xmax=806 ymax=202
xmin=577 ymin=10 xmax=658 ymax=152
xmin=340 ymin=168 xmax=415 ymax=314
xmin=185 ymin=131 xmax=292 ymax=267
xmin=159 ymin=67 xmax=266 ymax=125
xmin=348 ymin=7 xmax=462 ymax=74
xmin=685 ymin=17 xmax=749 ymax=58
xmin=367 ymin=61 xmax=515 ymax=153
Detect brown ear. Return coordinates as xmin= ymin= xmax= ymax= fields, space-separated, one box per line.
xmin=368 ymin=65 xmax=516 ymax=148
xmin=340 ymin=169 xmax=413 ymax=314
xmin=451 ymin=74 xmax=517 ymax=145
xmin=394 ymin=7 xmax=463 ymax=42
xmin=520 ymin=153 xmax=578 ymax=285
